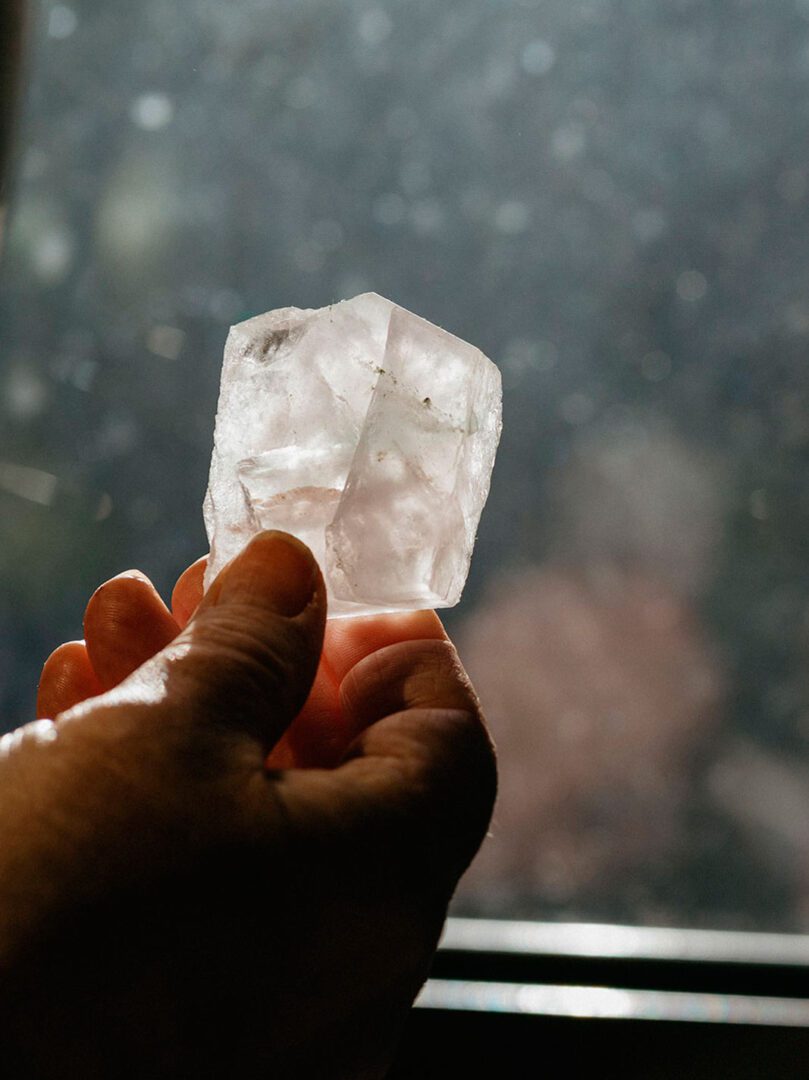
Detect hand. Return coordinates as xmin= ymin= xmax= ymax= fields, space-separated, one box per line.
xmin=0 ymin=531 xmax=496 ymax=1079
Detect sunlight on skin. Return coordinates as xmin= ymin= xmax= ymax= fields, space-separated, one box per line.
xmin=0 ymin=719 xmax=58 ymax=759
xmin=36 ymin=640 xmax=103 ymax=719
xmin=37 ymin=552 xmax=449 ymax=769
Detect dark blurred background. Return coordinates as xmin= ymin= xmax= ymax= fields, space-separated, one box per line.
xmin=3 ymin=0 xmax=809 ymax=932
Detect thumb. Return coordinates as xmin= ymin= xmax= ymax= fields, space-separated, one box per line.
xmin=126 ymin=530 xmax=326 ymax=752
xmin=0 ymin=533 xmax=324 ymax=952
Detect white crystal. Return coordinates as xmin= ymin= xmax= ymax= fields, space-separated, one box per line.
xmin=203 ymin=293 xmax=502 ymax=617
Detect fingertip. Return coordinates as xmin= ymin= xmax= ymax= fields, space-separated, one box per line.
xmin=171 ymin=556 xmax=207 ymax=629
xmin=204 ymin=531 xmax=322 ymax=620
xmin=37 ymin=640 xmax=104 ymax=719
xmin=117 ymin=569 xmax=151 ymax=582
xmin=84 ymin=571 xmax=180 ymax=689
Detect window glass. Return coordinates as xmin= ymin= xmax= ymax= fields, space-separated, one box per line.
xmin=3 ymin=0 xmax=809 ymax=930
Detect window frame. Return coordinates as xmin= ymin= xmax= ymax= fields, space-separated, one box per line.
xmin=390 ymin=918 xmax=809 ymax=1077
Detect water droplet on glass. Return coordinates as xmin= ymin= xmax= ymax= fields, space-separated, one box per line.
xmin=676 ymin=269 xmax=708 ymax=302
xmin=521 ymin=39 xmax=556 ymax=76
xmin=130 ymin=93 xmax=174 ymax=131
xmin=48 ymin=4 xmax=77 ymax=40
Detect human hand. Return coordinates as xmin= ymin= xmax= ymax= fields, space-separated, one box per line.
xmin=0 ymin=531 xmax=496 ymax=1078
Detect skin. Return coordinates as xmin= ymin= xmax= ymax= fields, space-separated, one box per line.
xmin=0 ymin=530 xmax=496 ymax=1078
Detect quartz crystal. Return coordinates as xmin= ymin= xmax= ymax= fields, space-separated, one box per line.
xmin=203 ymin=292 xmax=502 ymax=617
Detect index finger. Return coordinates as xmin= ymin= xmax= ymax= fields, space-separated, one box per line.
xmin=279 ymin=637 xmax=496 ymax=889
xmin=323 ymin=609 xmax=448 ymax=684
xmin=267 ymin=610 xmax=454 ymax=769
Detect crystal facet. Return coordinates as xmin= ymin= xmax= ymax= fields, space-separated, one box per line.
xmin=203 ymin=293 xmax=502 ymax=617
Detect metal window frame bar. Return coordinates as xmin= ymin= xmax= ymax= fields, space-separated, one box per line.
xmin=440 ymin=918 xmax=809 ymax=967
xmin=421 ymin=918 xmax=809 ymax=1027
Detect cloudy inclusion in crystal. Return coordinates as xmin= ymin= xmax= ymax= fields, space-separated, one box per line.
xmin=203 ymin=293 xmax=502 ymax=617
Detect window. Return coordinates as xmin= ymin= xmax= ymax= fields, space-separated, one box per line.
xmin=4 ymin=0 xmax=809 ymax=942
